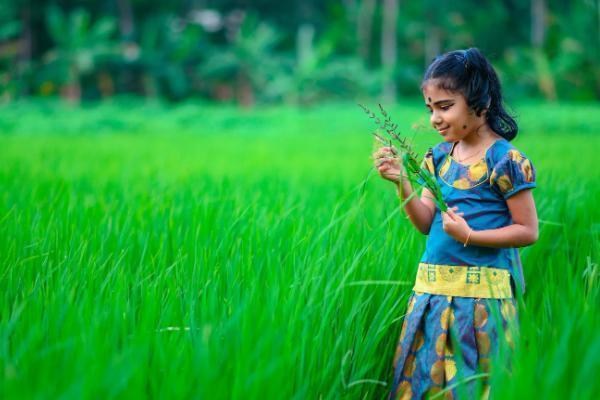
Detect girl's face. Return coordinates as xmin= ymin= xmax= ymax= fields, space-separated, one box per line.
xmin=422 ymin=80 xmax=485 ymax=143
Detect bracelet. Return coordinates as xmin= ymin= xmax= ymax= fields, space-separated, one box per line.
xmin=463 ymin=229 xmax=473 ymax=247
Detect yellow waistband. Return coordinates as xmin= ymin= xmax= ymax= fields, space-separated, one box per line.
xmin=413 ymin=263 xmax=513 ymax=299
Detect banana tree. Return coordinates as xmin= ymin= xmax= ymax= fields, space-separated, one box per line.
xmin=0 ymin=1 xmax=23 ymax=100
xmin=43 ymin=6 xmax=117 ymax=102
xmin=199 ymin=13 xmax=283 ymax=107
xmin=131 ymin=14 xmax=205 ymax=100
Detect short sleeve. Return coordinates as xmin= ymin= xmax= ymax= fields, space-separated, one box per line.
xmin=416 ymin=148 xmax=435 ymax=186
xmin=490 ymin=149 xmax=536 ymax=199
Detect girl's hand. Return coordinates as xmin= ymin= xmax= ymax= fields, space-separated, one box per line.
xmin=441 ymin=207 xmax=471 ymax=244
xmin=373 ymin=146 xmax=403 ymax=184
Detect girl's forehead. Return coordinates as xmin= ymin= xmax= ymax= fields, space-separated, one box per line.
xmin=422 ymin=82 xmax=461 ymax=103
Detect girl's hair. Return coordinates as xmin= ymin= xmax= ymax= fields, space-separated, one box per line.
xmin=421 ymin=48 xmax=518 ymax=141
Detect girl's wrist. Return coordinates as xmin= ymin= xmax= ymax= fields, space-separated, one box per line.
xmin=463 ymin=228 xmax=474 ymax=247
xmin=394 ymin=182 xmax=402 ymax=197
xmin=394 ymin=174 xmax=409 ymax=186
xmin=394 ymin=178 xmax=409 ymax=194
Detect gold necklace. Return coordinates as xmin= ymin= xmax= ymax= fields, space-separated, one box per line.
xmin=454 ymin=142 xmax=485 ymax=163
xmin=454 ymin=124 xmax=494 ymax=162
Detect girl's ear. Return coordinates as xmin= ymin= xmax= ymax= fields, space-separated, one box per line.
xmin=482 ymin=98 xmax=492 ymax=115
xmin=477 ymin=99 xmax=492 ymax=117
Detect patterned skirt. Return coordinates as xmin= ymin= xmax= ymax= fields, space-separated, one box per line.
xmin=388 ymin=292 xmax=517 ymax=399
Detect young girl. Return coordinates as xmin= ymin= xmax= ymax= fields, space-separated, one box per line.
xmin=374 ymin=48 xmax=539 ymax=399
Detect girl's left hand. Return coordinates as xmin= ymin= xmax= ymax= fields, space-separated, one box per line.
xmin=441 ymin=207 xmax=471 ymax=244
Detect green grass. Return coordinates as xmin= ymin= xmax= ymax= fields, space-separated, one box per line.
xmin=0 ymin=100 xmax=599 ymax=399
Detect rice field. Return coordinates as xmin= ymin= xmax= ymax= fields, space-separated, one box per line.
xmin=0 ymin=100 xmax=598 ymax=399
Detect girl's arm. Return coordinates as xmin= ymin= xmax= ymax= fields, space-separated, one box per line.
xmin=373 ymin=147 xmax=436 ymax=234
xmin=395 ymin=182 xmax=436 ymax=235
xmin=442 ymin=189 xmax=539 ymax=248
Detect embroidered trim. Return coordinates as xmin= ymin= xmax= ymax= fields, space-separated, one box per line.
xmin=413 ymin=263 xmax=513 ymax=299
xmin=437 ymin=141 xmax=513 ymax=191
xmin=439 ymin=156 xmax=489 ymax=190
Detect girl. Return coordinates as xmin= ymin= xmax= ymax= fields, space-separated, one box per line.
xmin=374 ymin=48 xmax=538 ymax=399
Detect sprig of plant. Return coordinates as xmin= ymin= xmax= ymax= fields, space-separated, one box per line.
xmin=358 ymin=103 xmax=418 ymax=160
xmin=359 ymin=103 xmax=447 ymax=212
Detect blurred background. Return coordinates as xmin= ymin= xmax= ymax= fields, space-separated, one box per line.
xmin=1 ymin=0 xmax=599 ymax=105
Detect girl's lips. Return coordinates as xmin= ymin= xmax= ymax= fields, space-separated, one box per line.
xmin=438 ymin=127 xmax=449 ymax=135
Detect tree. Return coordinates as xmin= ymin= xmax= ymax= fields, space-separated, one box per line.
xmin=381 ymin=0 xmax=398 ymax=102
xmin=199 ymin=13 xmax=284 ymax=106
xmin=357 ymin=0 xmax=377 ymax=62
xmin=44 ymin=6 xmax=118 ymax=102
xmin=0 ymin=1 xmax=24 ymax=100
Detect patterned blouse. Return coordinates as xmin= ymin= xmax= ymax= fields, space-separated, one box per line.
xmin=418 ymin=139 xmax=536 ymax=293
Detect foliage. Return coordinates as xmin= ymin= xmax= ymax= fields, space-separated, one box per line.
xmin=0 ymin=2 xmax=23 ymax=100
xmin=199 ymin=13 xmax=285 ymax=106
xmin=268 ymin=24 xmax=380 ymax=105
xmin=42 ymin=7 xmax=118 ymax=100
xmin=131 ymin=14 xmax=207 ymax=100
xmin=0 ymin=1 xmax=599 ymax=102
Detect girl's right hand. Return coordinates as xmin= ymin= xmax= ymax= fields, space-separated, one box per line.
xmin=373 ymin=146 xmax=403 ymax=184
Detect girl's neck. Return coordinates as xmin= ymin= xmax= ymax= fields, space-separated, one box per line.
xmin=452 ymin=124 xmax=502 ymax=163
xmin=458 ymin=124 xmax=500 ymax=149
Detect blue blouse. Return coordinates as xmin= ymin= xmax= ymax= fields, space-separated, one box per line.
xmin=418 ymin=139 xmax=536 ymax=292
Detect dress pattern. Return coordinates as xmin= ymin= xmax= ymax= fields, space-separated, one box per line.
xmin=390 ymin=293 xmax=518 ymax=399
xmin=389 ymin=139 xmax=535 ymax=399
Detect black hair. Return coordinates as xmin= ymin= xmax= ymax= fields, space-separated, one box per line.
xmin=421 ymin=48 xmax=518 ymax=141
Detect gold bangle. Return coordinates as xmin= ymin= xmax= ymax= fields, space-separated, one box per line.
xmin=463 ymin=229 xmax=473 ymax=247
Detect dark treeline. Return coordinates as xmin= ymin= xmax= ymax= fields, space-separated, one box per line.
xmin=1 ymin=0 xmax=599 ymax=105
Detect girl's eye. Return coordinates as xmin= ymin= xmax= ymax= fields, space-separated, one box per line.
xmin=440 ymin=105 xmax=452 ymax=111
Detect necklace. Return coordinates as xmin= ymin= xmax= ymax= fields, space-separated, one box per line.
xmin=454 ymin=142 xmax=485 ymax=163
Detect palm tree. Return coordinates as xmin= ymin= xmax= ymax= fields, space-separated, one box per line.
xmin=200 ymin=13 xmax=283 ymax=107
xmin=44 ymin=6 xmax=117 ymax=102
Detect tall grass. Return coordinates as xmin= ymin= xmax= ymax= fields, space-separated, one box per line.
xmin=0 ymin=100 xmax=598 ymax=399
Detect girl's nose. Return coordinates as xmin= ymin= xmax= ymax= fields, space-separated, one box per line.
xmin=430 ymin=113 xmax=442 ymax=126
